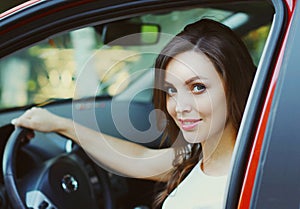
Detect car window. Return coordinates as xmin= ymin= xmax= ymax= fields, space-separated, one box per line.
xmin=0 ymin=7 xmax=270 ymax=109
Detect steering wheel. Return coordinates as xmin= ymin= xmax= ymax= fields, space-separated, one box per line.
xmin=3 ymin=127 xmax=114 ymax=209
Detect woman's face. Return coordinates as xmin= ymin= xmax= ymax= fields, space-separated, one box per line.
xmin=164 ymin=51 xmax=228 ymax=144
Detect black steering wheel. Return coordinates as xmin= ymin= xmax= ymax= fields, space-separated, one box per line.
xmin=3 ymin=127 xmax=114 ymax=209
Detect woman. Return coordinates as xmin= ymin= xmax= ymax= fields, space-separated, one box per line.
xmin=12 ymin=19 xmax=256 ymax=208
xmin=152 ymin=19 xmax=255 ymax=208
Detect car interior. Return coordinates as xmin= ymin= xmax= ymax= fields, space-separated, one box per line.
xmin=0 ymin=1 xmax=275 ymax=208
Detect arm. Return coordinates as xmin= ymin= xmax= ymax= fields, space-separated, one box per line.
xmin=12 ymin=107 xmax=174 ymax=181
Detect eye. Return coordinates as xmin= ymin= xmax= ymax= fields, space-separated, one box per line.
xmin=191 ymin=83 xmax=206 ymax=94
xmin=165 ymin=86 xmax=177 ymax=96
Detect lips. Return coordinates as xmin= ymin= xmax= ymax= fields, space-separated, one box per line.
xmin=178 ymin=118 xmax=202 ymax=131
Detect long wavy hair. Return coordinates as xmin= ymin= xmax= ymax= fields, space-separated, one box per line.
xmin=152 ymin=18 xmax=256 ymax=208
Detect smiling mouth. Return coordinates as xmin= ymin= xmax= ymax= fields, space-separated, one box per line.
xmin=178 ymin=119 xmax=202 ymax=131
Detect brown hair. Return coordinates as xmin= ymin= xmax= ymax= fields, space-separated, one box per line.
xmin=153 ymin=18 xmax=256 ymax=208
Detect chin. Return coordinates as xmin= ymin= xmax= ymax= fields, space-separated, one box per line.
xmin=182 ymin=133 xmax=205 ymax=144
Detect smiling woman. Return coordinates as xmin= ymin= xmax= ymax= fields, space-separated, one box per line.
xmin=160 ymin=50 xmax=233 ymax=209
xmin=151 ymin=18 xmax=256 ymax=208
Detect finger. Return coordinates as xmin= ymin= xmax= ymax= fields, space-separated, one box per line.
xmin=11 ymin=113 xmax=30 ymax=126
xmin=21 ymin=110 xmax=32 ymax=120
xmin=12 ymin=117 xmax=34 ymax=129
xmin=26 ymin=107 xmax=42 ymax=118
xmin=11 ymin=118 xmax=17 ymax=125
xmin=16 ymin=107 xmax=38 ymax=123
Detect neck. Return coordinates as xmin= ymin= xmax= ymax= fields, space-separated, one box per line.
xmin=200 ymin=122 xmax=236 ymax=176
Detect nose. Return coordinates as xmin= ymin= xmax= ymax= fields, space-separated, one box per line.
xmin=175 ymin=95 xmax=192 ymax=114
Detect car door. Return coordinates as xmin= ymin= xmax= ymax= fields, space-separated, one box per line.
xmin=235 ymin=1 xmax=300 ymax=208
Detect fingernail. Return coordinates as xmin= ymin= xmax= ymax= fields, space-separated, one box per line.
xmin=11 ymin=119 xmax=17 ymax=125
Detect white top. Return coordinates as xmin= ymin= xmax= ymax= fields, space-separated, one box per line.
xmin=162 ymin=161 xmax=228 ymax=209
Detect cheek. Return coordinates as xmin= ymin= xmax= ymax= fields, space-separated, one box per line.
xmin=196 ymin=89 xmax=227 ymax=121
xmin=210 ymin=92 xmax=228 ymax=128
xmin=166 ymin=97 xmax=176 ymax=118
xmin=194 ymin=93 xmax=212 ymax=115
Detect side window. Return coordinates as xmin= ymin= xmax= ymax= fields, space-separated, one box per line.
xmin=243 ymin=25 xmax=271 ymax=66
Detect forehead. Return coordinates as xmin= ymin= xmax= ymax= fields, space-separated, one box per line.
xmin=165 ymin=51 xmax=220 ymax=83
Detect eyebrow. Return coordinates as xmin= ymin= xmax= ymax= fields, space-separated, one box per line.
xmin=164 ymin=75 xmax=208 ymax=86
xmin=185 ymin=76 xmax=207 ymax=85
